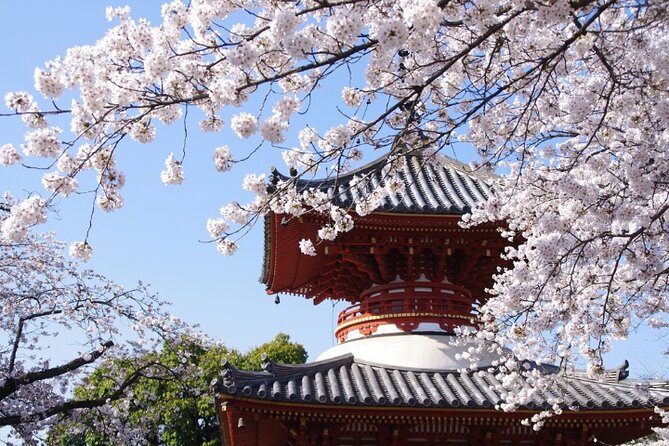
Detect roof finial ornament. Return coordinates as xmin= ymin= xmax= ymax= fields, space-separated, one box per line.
xmin=616 ymin=359 xmax=630 ymax=381
xmin=261 ymin=352 xmax=275 ymax=374
xmin=219 ymin=358 xmax=237 ymax=392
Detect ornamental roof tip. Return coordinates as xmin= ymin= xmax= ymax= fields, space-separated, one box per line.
xmin=562 ymin=359 xmax=630 ymax=384
xmin=260 ymin=352 xmax=272 ymax=372
xmin=215 ymin=354 xmax=669 ymax=410
xmin=268 ymin=151 xmax=496 ymax=216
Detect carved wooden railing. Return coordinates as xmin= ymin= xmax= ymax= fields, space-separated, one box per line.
xmin=335 ymin=282 xmax=478 ymax=342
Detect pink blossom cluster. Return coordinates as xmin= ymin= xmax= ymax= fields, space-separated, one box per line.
xmin=160 ymin=153 xmax=184 ymax=185
xmin=0 ymin=209 xmax=201 ymax=441
xmin=0 ymin=144 xmax=20 ymax=166
xmin=1 ymin=196 xmax=47 ymax=242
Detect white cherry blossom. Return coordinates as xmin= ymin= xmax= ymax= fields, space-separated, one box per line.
xmin=216 ymin=239 xmax=238 ymax=256
xmin=160 ymin=153 xmax=184 ymax=185
xmin=0 ymin=144 xmax=21 ymax=166
xmin=230 ymin=112 xmax=258 ymax=139
xmin=299 ymin=239 xmax=317 ymax=256
xmin=0 ymin=0 xmax=667 ymax=433
xmin=69 ymin=240 xmax=93 ymax=261
xmin=213 ymin=146 xmax=234 ymax=172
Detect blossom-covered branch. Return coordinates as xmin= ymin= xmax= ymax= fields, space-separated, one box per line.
xmin=0 ymin=202 xmax=199 ymax=443
xmin=0 ymin=0 xmax=667 ymax=431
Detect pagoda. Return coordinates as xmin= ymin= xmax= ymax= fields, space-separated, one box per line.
xmin=215 ymin=153 xmax=669 ymax=445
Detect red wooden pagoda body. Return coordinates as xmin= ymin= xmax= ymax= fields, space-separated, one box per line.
xmin=216 ymin=154 xmax=669 ymax=445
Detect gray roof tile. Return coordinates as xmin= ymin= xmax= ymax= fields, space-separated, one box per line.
xmin=270 ymin=153 xmax=494 ymax=215
xmin=216 ymin=354 xmax=669 ymax=410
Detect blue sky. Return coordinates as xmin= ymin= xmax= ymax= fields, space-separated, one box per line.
xmin=0 ymin=1 xmax=666 ymax=376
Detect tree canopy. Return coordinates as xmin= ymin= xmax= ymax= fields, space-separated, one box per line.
xmin=47 ymin=334 xmax=306 ymax=446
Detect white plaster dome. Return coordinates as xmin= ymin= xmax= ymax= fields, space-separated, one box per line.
xmin=316 ymin=333 xmax=502 ymax=370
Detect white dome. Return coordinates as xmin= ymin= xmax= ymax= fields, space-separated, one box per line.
xmin=316 ymin=333 xmax=501 ymax=370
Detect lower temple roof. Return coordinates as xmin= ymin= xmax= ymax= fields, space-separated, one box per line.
xmin=215 ymin=353 xmax=669 ymax=411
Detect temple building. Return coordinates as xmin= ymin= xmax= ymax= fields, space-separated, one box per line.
xmin=215 ymin=153 xmax=669 ymax=445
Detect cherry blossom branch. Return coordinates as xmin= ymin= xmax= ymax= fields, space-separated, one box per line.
xmin=0 ymin=341 xmax=113 ymax=403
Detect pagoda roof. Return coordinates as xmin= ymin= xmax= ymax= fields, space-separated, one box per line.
xmin=216 ymin=354 xmax=669 ymax=411
xmin=260 ymin=152 xmax=500 ymax=294
xmin=269 ymin=152 xmax=494 ymax=215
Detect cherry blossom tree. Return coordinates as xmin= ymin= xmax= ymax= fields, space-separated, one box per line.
xmin=0 ymin=199 xmax=196 ymax=444
xmin=1 ymin=0 xmax=667 ymax=433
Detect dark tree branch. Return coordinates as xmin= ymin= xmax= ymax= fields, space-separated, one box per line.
xmin=0 ymin=341 xmax=114 ymax=402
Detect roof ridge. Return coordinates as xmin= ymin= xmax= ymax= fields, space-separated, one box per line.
xmin=263 ymin=353 xmax=355 ymax=377
xmin=562 ymin=359 xmax=631 ymax=384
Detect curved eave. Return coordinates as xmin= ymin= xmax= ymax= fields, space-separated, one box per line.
xmin=260 ymin=211 xmax=504 ymax=300
xmin=259 ymin=215 xmax=273 ymax=286
xmin=260 ymin=213 xmax=324 ymax=294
